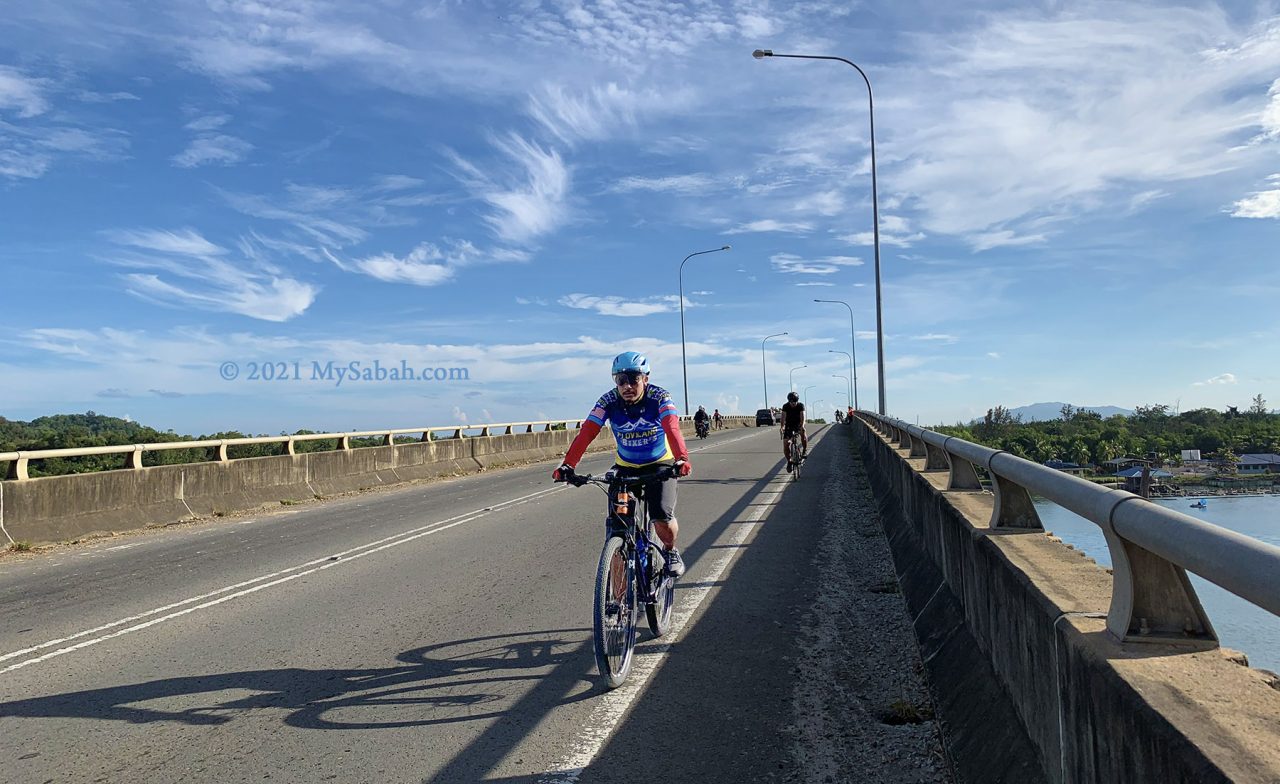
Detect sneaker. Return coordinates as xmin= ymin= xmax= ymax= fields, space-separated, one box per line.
xmin=786 ymin=459 xmax=794 ymax=472
xmin=665 ymin=548 xmax=686 ymax=578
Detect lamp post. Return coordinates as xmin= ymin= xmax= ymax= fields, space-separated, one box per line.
xmin=757 ymin=48 xmax=885 ymax=415
xmin=761 ymin=332 xmax=787 ymax=409
xmin=803 ymin=384 xmax=817 ymax=411
xmin=827 ymin=349 xmax=856 ymax=411
xmin=814 ymin=300 xmax=859 ymax=411
xmin=679 ymin=244 xmax=732 ymax=414
xmin=789 ymin=364 xmax=807 ymax=392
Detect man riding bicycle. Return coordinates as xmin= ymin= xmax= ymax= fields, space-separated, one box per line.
xmin=712 ymin=408 xmax=722 ymax=430
xmin=553 ymin=352 xmax=692 ymax=577
xmin=780 ymin=391 xmax=807 ymax=472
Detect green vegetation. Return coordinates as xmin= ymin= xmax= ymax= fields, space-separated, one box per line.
xmin=7 ymin=540 xmax=32 ymax=552
xmin=936 ymin=401 xmax=1280 ymax=466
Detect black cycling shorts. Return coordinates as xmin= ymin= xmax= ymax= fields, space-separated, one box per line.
xmin=612 ymin=464 xmax=678 ymax=523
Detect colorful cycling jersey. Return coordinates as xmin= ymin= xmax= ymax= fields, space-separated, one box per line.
xmin=586 ymin=384 xmax=679 ymax=467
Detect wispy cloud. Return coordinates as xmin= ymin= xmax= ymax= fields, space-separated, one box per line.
xmin=725 ymin=219 xmax=813 ymax=235
xmin=1193 ymin=373 xmax=1238 ymax=386
xmin=609 ymin=173 xmax=717 ymax=194
xmin=880 ymin=6 xmax=1280 ymax=244
xmin=529 ymin=82 xmax=690 ymax=146
xmin=0 ymin=66 xmax=50 ymax=117
xmin=107 ymin=228 xmax=318 ymax=322
xmin=449 ymin=133 xmax=571 ymax=244
xmin=173 ymin=133 xmax=252 ymax=167
xmin=770 ymin=253 xmax=863 ymax=275
xmin=559 ymin=293 xmax=684 ymax=317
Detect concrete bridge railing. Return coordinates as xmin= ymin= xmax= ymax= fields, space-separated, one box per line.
xmin=859 ymin=412 xmax=1280 ymax=645
xmin=852 ymin=412 xmax=1280 ymax=783
xmin=0 ymin=415 xmax=753 ymax=545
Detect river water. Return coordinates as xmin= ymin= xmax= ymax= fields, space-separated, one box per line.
xmin=1034 ymin=495 xmax=1280 ymax=673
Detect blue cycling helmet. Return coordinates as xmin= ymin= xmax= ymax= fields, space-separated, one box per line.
xmin=611 ymin=351 xmax=650 ymax=376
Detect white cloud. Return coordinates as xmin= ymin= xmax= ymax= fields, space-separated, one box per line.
xmin=912 ymin=333 xmax=959 ymax=345
xmin=1193 ymin=373 xmax=1238 ymax=386
xmin=968 ymin=230 xmax=1049 ymax=252
xmin=837 ymin=215 xmax=925 ymax=248
xmin=184 ymin=113 xmax=230 ymax=132
xmin=0 ymin=66 xmax=49 ymax=117
xmin=1230 ymin=186 xmax=1280 ymax=219
xmin=886 ymin=7 xmax=1280 ymax=243
xmin=351 ymin=243 xmax=454 ymax=286
xmin=529 ymin=82 xmax=691 ymax=145
xmin=987 ymin=352 xmax=1001 ymax=359
xmin=451 ymin=133 xmax=571 ymax=244
xmin=172 ymin=133 xmax=253 ymax=167
xmin=610 ymin=174 xmax=717 ymax=194
xmin=559 ymin=293 xmax=683 ymax=317
xmin=725 ymin=219 xmax=813 ymax=235
xmin=770 ymin=253 xmax=863 ymax=275
xmin=108 ymin=228 xmax=317 ymax=322
xmin=795 ymin=282 xmax=835 ymax=287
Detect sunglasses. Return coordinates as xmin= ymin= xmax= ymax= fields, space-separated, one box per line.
xmin=614 ymin=371 xmax=646 ymax=387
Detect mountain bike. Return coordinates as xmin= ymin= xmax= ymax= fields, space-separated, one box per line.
xmin=558 ymin=464 xmax=678 ymax=688
xmin=786 ymin=429 xmax=805 ymax=481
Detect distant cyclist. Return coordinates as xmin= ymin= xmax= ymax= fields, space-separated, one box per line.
xmin=553 ymin=352 xmax=692 ymax=577
xmin=712 ymin=408 xmax=723 ymax=430
xmin=780 ymin=391 xmax=807 ymax=472
xmin=834 ymin=409 xmax=844 ymax=424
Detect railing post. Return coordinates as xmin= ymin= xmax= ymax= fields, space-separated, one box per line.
xmin=923 ymin=441 xmax=949 ymax=471
xmin=1102 ymin=497 xmax=1216 ymax=646
xmin=215 ymin=441 xmax=229 ymax=462
xmin=383 ymin=432 xmax=395 ymax=446
xmin=988 ymin=453 xmax=1043 ymax=530
xmin=127 ymin=446 xmax=144 ymax=469
xmin=907 ymin=432 xmax=926 ymax=458
xmin=8 ymin=456 xmax=30 ymax=481
xmin=286 ymin=438 xmax=297 ymax=456
xmin=338 ymin=435 xmax=351 ymax=450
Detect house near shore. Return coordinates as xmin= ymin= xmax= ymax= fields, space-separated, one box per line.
xmin=1236 ymin=453 xmax=1280 ymax=474
xmin=1103 ymin=457 xmax=1148 ymax=472
xmin=1114 ymin=465 xmax=1173 ymax=494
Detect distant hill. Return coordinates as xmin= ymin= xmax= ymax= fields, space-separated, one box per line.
xmin=1004 ymin=402 xmax=1134 ymax=422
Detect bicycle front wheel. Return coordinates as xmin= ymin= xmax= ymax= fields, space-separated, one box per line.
xmin=593 ymin=536 xmax=637 ymax=688
xmin=646 ymin=572 xmax=675 ymax=637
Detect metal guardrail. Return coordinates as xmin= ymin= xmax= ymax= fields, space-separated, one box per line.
xmin=0 ymin=415 xmax=753 ymax=481
xmin=856 ymin=412 xmax=1280 ymax=648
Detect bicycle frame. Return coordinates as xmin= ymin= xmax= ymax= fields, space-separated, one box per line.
xmin=602 ymin=472 xmax=668 ymax=605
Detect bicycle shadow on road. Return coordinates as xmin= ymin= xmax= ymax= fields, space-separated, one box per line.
xmin=0 ymin=629 xmax=594 ymax=731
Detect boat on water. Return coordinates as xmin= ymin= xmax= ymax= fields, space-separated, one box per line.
xmin=1190 ymin=500 xmax=1208 ymax=509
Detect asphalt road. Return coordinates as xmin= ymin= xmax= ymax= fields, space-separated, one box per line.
xmin=0 ymin=424 xmax=950 ymax=784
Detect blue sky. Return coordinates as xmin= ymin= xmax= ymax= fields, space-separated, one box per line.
xmin=1 ymin=0 xmax=1278 ymax=435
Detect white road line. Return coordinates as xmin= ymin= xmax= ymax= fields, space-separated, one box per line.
xmin=0 ymin=485 xmax=564 ymax=674
xmin=537 ymin=471 xmax=789 ymax=784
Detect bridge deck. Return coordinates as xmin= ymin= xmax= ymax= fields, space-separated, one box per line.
xmin=0 ymin=425 xmax=950 ymax=783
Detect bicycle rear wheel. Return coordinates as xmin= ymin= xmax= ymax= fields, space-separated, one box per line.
xmin=791 ymin=435 xmax=802 ymax=481
xmin=593 ymin=536 xmax=637 ymax=688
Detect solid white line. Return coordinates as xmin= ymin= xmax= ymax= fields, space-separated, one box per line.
xmin=537 ymin=472 xmax=789 ymax=784
xmin=0 ymin=485 xmax=564 ymax=674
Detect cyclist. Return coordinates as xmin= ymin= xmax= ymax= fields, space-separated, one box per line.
xmin=847 ymin=405 xmax=854 ymax=423
xmin=553 ymin=352 xmax=692 ymax=577
xmin=834 ymin=409 xmax=844 ymax=424
xmin=712 ymin=408 xmax=722 ymax=430
xmin=780 ymin=391 xmax=808 ymax=472
xmin=694 ymin=405 xmax=710 ymax=437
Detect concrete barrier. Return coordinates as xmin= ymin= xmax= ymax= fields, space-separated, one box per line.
xmin=852 ymin=419 xmax=1280 ymax=783
xmin=0 ymin=417 xmax=750 ymax=545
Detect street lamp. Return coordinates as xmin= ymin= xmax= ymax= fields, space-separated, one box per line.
xmin=758 ymin=48 xmax=886 ymax=415
xmin=803 ymin=384 xmax=817 ymax=411
xmin=814 ymin=300 xmax=859 ymax=411
xmin=679 ymin=244 xmax=732 ymax=414
xmin=789 ymin=364 xmax=807 ymax=392
xmin=761 ymin=332 xmax=787 ymax=409
xmin=827 ymin=348 xmax=856 ymax=411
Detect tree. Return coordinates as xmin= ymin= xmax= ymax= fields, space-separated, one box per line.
xmin=1060 ymin=404 xmax=1077 ymax=421
xmin=1250 ymin=394 xmax=1268 ymax=416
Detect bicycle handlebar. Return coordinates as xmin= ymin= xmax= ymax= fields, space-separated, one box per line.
xmin=556 ymin=464 xmax=679 ymax=487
